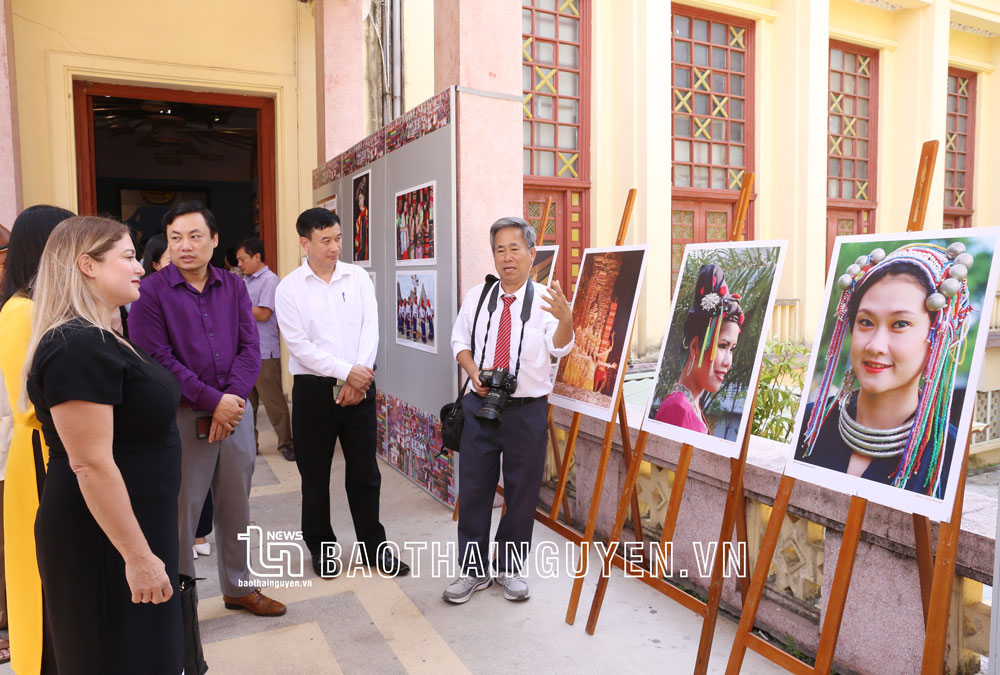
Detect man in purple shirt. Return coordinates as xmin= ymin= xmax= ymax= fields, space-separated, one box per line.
xmin=236 ymin=237 xmax=294 ymax=461
xmin=129 ymin=202 xmax=286 ymax=618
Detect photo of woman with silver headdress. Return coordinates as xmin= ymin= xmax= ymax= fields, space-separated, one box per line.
xmin=642 ymin=241 xmax=786 ymax=458
xmin=787 ymin=230 xmax=1000 ymax=518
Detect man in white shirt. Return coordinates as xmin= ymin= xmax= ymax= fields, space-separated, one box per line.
xmin=444 ymin=217 xmax=574 ymax=604
xmin=275 ymin=208 xmax=409 ymax=579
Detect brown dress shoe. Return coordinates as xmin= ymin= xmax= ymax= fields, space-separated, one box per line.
xmin=222 ymin=589 xmax=287 ymax=617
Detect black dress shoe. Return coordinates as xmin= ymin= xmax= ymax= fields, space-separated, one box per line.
xmin=373 ymin=549 xmax=410 ymax=577
xmin=313 ymin=555 xmax=342 ymax=579
xmin=279 ymin=445 xmax=296 ymax=462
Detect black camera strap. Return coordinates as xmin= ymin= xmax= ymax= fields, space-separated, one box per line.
xmin=478 ymin=279 xmax=534 ymax=380
xmin=458 ymin=274 xmax=499 ymax=396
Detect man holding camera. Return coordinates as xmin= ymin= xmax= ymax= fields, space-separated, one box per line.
xmin=444 ymin=217 xmax=574 ymax=604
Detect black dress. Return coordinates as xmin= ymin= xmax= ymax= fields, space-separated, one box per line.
xmin=28 ymin=320 xmax=183 ymax=675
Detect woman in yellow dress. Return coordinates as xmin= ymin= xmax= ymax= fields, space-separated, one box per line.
xmin=0 ymin=205 xmax=74 ymax=674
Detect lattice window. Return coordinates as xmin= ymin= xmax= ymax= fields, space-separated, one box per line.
xmin=671 ymin=10 xmax=751 ymax=192
xmin=827 ymin=43 xmax=877 ymax=202
xmin=973 ymin=389 xmax=1000 ymax=446
xmin=526 ymin=199 xmax=557 ymax=243
xmin=522 ymin=0 xmax=586 ymax=178
xmin=706 ymin=210 xmax=728 ymax=241
xmin=671 ymin=208 xmax=695 ymax=286
xmin=945 ymin=68 xmax=976 ymax=222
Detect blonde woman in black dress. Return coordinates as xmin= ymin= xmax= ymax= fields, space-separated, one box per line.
xmin=24 ymin=216 xmax=183 ymax=674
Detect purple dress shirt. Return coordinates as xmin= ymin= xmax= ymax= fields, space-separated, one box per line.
xmin=244 ymin=265 xmax=281 ymax=359
xmin=129 ymin=264 xmax=261 ymax=414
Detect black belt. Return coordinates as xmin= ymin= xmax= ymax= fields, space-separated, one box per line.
xmin=469 ymin=392 xmax=545 ymax=408
xmin=295 ymin=374 xmax=339 ymax=385
xmin=506 ymin=396 xmax=545 ymax=408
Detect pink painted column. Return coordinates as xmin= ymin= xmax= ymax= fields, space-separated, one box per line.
xmin=434 ymin=0 xmax=522 ymax=296
xmin=0 ymin=0 xmax=22 ymax=227
xmin=315 ymin=0 xmax=365 ymax=164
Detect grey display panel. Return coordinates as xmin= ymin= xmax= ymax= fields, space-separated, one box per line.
xmin=311 ymin=123 xmax=457 ymax=415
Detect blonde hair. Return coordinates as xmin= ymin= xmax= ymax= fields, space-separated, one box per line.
xmin=21 ymin=216 xmax=135 ymax=408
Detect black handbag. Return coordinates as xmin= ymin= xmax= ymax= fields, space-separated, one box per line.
xmin=439 ymin=275 xmax=497 ymax=453
xmin=179 ymin=574 xmax=209 ymax=675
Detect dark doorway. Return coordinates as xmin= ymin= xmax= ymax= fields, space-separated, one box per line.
xmin=73 ymin=80 xmax=276 ymax=267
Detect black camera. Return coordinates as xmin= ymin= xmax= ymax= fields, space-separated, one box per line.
xmin=475 ymin=368 xmax=518 ymax=425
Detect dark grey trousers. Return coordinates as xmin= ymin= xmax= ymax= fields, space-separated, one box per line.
xmin=176 ymin=406 xmax=255 ymax=597
xmin=457 ymin=393 xmax=548 ymax=575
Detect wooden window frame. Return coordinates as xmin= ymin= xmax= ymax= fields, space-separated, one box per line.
xmin=671 ymin=4 xmax=755 ymax=216
xmin=944 ymin=66 xmax=976 ymax=226
xmin=522 ymin=0 xmax=591 ymax=184
xmin=72 ymin=80 xmax=278 ymax=266
xmin=826 ymin=39 xmax=879 ymax=212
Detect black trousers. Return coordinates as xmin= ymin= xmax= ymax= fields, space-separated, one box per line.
xmin=457 ymin=393 xmax=549 ymax=575
xmin=292 ymin=375 xmax=387 ymax=561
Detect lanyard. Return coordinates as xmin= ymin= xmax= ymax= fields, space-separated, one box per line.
xmin=477 ymin=280 xmax=534 ymax=378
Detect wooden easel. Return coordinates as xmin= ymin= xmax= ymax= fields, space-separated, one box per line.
xmin=725 ymin=141 xmax=964 ymax=675
xmin=553 ymin=187 xmax=655 ymax=623
xmin=579 ymin=175 xmax=757 ymax=659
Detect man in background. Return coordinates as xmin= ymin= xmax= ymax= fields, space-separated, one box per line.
xmin=236 ymin=237 xmax=294 ymax=462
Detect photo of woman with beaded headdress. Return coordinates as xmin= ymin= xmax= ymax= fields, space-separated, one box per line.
xmin=642 ymin=242 xmax=786 ymax=457
xmin=352 ymin=171 xmax=371 ymax=267
xmin=785 ymin=230 xmax=1000 ymax=520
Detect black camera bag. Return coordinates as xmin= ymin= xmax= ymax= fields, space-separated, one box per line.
xmin=439 ymin=275 xmax=497 ymax=453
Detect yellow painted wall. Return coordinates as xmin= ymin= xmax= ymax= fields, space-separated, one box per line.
xmin=950 ymin=26 xmax=994 ymax=64
xmin=948 ymin=27 xmax=999 ymax=233
xmin=402 ymin=0 xmax=435 ymax=112
xmin=11 ymin=0 xmax=317 ymax=280
xmin=587 ymin=0 xmax=1000 ymax=358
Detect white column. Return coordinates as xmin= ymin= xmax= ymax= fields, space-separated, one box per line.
xmin=434 ymin=0 xmax=521 ymax=297
xmin=767 ymin=0 xmax=830 ymax=342
xmin=315 ymin=0 xmax=365 ymax=164
xmin=0 ymin=0 xmax=22 ymax=225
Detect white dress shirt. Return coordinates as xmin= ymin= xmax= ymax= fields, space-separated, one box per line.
xmin=451 ymin=279 xmax=574 ymax=398
xmin=275 ymin=259 xmax=378 ymax=380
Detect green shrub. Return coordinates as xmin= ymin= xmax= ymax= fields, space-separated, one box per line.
xmin=752 ymin=339 xmax=810 ymax=442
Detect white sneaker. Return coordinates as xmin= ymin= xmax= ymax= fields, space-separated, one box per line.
xmin=193 ymin=541 xmax=211 ymax=557
xmin=442 ymin=575 xmax=492 ymax=604
xmin=497 ymin=571 xmax=530 ymax=601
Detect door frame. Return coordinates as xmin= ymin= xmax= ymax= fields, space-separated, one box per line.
xmin=72 ymin=80 xmax=277 ymax=265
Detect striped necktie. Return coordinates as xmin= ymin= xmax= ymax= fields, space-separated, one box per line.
xmin=492 ymin=295 xmax=516 ymax=370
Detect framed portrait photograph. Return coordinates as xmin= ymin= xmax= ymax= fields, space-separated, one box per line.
xmin=784 ymin=229 xmax=1000 ymax=521
xmin=549 ymin=245 xmax=649 ymax=422
xmin=642 ymin=241 xmax=787 ymax=458
xmin=395 ymin=181 xmax=436 ymax=266
xmin=395 ymin=271 xmax=437 ymax=353
xmin=351 ymin=170 xmax=371 ymax=268
xmin=317 ymin=194 xmax=337 ymax=215
xmin=530 ymin=245 xmax=559 ymax=287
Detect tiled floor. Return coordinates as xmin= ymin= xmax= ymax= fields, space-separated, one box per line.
xmin=1 ymin=416 xmax=787 ymax=674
